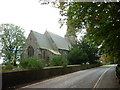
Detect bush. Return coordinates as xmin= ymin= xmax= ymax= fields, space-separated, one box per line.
xmin=2 ymin=63 xmax=14 ymax=70
xmin=19 ymin=57 xmax=45 ymax=69
xmin=19 ymin=58 xmax=29 ymax=69
xmin=49 ymin=55 xmax=68 ymax=67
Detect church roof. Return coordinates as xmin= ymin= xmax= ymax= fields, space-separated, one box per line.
xmin=32 ymin=31 xmax=52 ymax=50
xmin=31 ymin=30 xmax=71 ymax=55
xmin=32 ymin=31 xmax=60 ymax=55
xmin=46 ymin=31 xmax=71 ymax=50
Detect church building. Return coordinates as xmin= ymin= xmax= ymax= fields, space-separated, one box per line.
xmin=21 ymin=30 xmax=76 ymax=62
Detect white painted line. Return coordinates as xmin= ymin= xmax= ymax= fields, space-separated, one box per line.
xmin=93 ymin=67 xmax=111 ymax=88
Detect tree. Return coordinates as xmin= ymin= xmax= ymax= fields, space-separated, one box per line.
xmin=58 ymin=2 xmax=120 ymax=62
xmin=68 ymin=47 xmax=85 ymax=64
xmin=39 ymin=1 xmax=120 ymax=62
xmin=1 ymin=24 xmax=26 ymax=66
xmin=68 ymin=39 xmax=98 ymax=65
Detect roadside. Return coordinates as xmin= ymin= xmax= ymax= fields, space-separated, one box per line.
xmin=3 ymin=64 xmax=100 ymax=89
xmin=20 ymin=65 xmax=119 ymax=88
xmin=94 ymin=65 xmax=120 ymax=88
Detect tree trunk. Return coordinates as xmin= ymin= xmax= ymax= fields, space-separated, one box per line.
xmin=13 ymin=60 xmax=17 ymax=66
xmin=13 ymin=47 xmax=18 ymax=66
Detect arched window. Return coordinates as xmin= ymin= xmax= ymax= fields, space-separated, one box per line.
xmin=28 ymin=46 xmax=34 ymax=57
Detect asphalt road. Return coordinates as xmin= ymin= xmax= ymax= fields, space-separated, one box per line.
xmin=21 ymin=65 xmax=119 ymax=88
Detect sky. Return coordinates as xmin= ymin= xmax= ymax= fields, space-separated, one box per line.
xmin=0 ymin=0 xmax=67 ymax=37
xmin=0 ymin=0 xmax=67 ymax=64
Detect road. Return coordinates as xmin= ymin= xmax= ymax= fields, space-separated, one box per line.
xmin=21 ymin=65 xmax=119 ymax=88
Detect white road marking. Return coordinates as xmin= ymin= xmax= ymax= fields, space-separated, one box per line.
xmin=93 ymin=67 xmax=111 ymax=88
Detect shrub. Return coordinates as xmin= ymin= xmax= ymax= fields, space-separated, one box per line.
xmin=19 ymin=57 xmax=45 ymax=69
xmin=28 ymin=57 xmax=44 ymax=69
xmin=19 ymin=58 xmax=29 ymax=69
xmin=2 ymin=63 xmax=14 ymax=70
xmin=49 ymin=55 xmax=68 ymax=67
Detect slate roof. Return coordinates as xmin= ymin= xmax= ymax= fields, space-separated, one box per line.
xmin=46 ymin=31 xmax=71 ymax=50
xmin=32 ymin=31 xmax=52 ymax=50
xmin=31 ymin=30 xmax=71 ymax=55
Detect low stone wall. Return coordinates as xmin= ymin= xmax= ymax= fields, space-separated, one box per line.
xmin=2 ymin=64 xmax=100 ymax=89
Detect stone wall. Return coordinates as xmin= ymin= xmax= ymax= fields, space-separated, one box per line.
xmin=59 ymin=49 xmax=69 ymax=58
xmin=21 ymin=31 xmax=40 ymax=59
xmin=21 ymin=31 xmax=56 ymax=64
xmin=2 ymin=64 xmax=100 ymax=89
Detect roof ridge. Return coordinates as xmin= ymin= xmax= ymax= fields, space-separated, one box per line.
xmin=45 ymin=30 xmax=64 ymax=39
xmin=45 ymin=30 xmax=71 ymax=50
xmin=32 ymin=30 xmax=44 ymax=35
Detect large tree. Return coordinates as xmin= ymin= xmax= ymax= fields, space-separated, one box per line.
xmin=1 ymin=24 xmax=26 ymax=66
xmin=58 ymin=2 xmax=120 ymax=62
xmin=68 ymin=39 xmax=98 ymax=65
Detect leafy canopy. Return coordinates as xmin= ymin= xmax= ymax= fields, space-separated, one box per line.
xmin=59 ymin=2 xmax=120 ymax=62
xmin=1 ymin=24 xmax=26 ymax=65
xmin=68 ymin=39 xmax=98 ymax=65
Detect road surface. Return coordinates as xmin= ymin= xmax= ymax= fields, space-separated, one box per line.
xmin=21 ymin=65 xmax=119 ymax=88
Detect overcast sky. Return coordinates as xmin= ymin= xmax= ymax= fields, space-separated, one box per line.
xmin=0 ymin=0 xmax=67 ymax=38
xmin=0 ymin=0 xmax=67 ymax=64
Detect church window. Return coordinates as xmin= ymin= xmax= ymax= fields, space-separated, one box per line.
xmin=28 ymin=46 xmax=34 ymax=57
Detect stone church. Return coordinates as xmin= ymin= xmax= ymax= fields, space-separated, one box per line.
xmin=21 ymin=30 xmax=76 ymax=61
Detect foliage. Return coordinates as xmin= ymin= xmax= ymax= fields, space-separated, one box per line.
xmin=2 ymin=63 xmax=14 ymax=70
xmin=19 ymin=57 xmax=45 ymax=69
xmin=99 ymin=54 xmax=115 ymax=64
xmin=68 ymin=47 xmax=86 ymax=64
xmin=1 ymin=23 xmax=26 ymax=66
xmin=49 ymin=55 xmax=68 ymax=67
xmin=58 ymin=2 xmax=120 ymax=62
xmin=117 ymin=67 xmax=120 ymax=71
xmin=19 ymin=58 xmax=29 ymax=69
xmin=68 ymin=39 xmax=98 ymax=65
